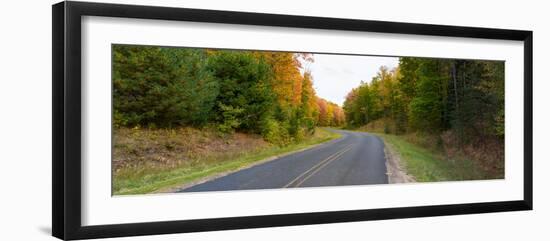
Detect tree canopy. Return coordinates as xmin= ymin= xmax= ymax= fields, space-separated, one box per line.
xmin=113 ymin=45 xmax=344 ymax=145
xmin=343 ymin=57 xmax=505 ymax=143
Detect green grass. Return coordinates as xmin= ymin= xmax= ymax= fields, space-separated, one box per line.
xmin=114 ymin=128 xmax=340 ymax=195
xmin=376 ymin=133 xmax=493 ymax=182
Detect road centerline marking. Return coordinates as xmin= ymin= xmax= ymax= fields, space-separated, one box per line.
xmin=294 ymin=146 xmax=353 ymax=187
xmin=283 ymin=144 xmax=353 ymax=188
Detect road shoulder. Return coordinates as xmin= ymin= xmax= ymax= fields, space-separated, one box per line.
xmin=381 ymin=136 xmax=416 ymax=183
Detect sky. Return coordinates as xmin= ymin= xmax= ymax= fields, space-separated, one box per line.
xmin=303 ymin=54 xmax=399 ymax=106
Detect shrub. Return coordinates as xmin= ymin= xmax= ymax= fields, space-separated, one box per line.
xmin=216 ymin=103 xmax=243 ymax=134
xmin=261 ymin=118 xmax=291 ymax=146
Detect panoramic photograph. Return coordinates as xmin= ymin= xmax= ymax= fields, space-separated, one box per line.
xmin=112 ymin=44 xmax=505 ymax=195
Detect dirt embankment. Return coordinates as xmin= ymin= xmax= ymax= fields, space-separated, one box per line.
xmin=113 ymin=127 xmax=269 ymax=173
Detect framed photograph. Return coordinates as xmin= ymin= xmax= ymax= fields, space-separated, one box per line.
xmin=52 ymin=1 xmax=532 ymax=240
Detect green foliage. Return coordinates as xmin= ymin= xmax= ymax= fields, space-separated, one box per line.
xmin=113 ymin=45 xmax=334 ymax=145
xmin=206 ymin=51 xmax=275 ymax=134
xmin=216 ymin=103 xmax=244 ymax=134
xmin=494 ymin=109 xmax=505 ymax=137
xmin=113 ymin=45 xmax=218 ymax=128
xmin=343 ymin=58 xmax=504 ymax=146
xmin=260 ymin=117 xmax=290 ymax=145
xmin=408 ymin=59 xmax=448 ymax=131
xmin=344 ymin=58 xmax=504 ymax=177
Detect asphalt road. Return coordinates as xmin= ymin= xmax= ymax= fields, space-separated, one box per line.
xmin=179 ymin=129 xmax=388 ymax=192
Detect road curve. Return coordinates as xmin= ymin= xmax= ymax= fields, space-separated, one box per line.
xmin=178 ymin=129 xmax=388 ymax=192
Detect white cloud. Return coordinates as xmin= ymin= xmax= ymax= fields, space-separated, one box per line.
xmin=304 ymin=54 xmax=399 ymax=106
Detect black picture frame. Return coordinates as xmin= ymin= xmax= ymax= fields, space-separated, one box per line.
xmin=52 ymin=1 xmax=533 ymax=240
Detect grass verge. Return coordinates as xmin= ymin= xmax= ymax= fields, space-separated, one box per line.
xmin=376 ymin=133 xmax=496 ymax=182
xmin=114 ymin=128 xmax=340 ymax=195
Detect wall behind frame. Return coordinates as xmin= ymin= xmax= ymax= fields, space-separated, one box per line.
xmin=0 ymin=0 xmax=547 ymax=240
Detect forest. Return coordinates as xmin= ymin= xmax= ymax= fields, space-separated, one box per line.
xmin=113 ymin=45 xmax=344 ymax=145
xmin=343 ymin=57 xmax=504 ymax=174
xmin=112 ymin=46 xmax=505 ymax=194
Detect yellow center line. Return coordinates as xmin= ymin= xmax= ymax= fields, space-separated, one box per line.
xmin=294 ymin=146 xmax=353 ymax=187
xmin=283 ymin=144 xmax=353 ymax=188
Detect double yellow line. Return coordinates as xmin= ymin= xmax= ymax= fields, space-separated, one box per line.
xmin=283 ymin=144 xmax=354 ymax=188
